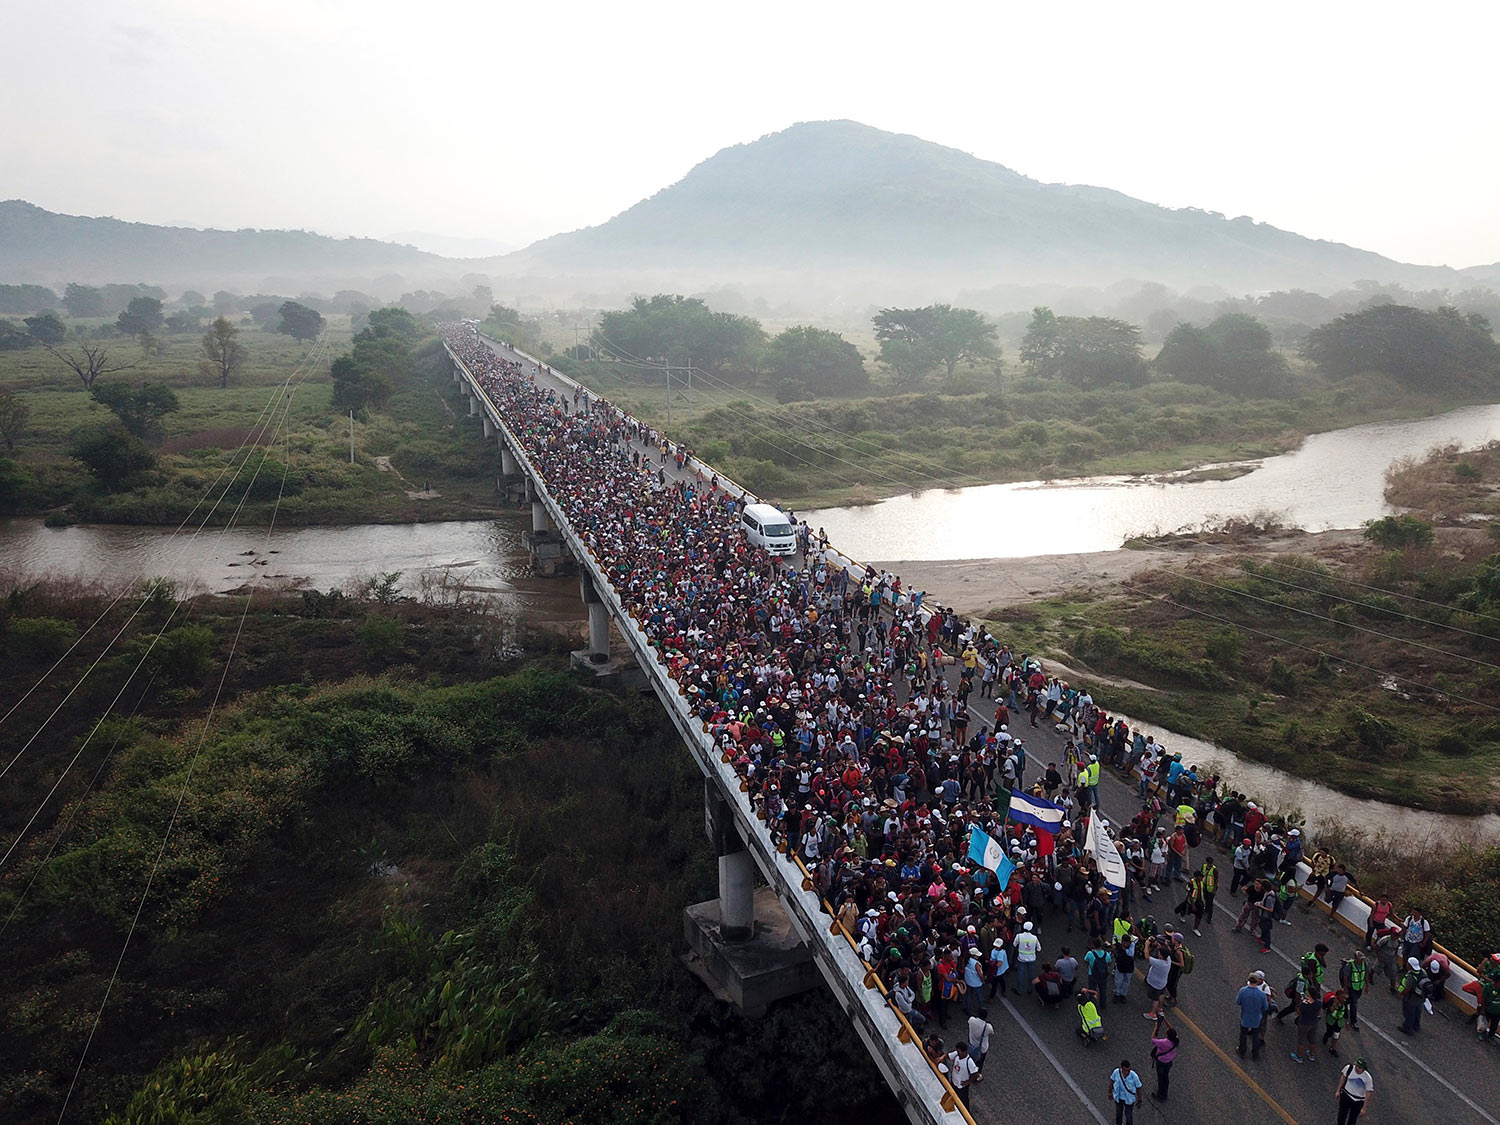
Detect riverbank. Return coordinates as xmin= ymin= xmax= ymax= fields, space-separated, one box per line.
xmin=567 ymin=353 xmax=1500 ymax=510
xmin=884 ymin=521 xmax=1500 ymax=815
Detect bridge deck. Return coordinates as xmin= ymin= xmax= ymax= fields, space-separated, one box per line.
xmin=449 ymin=329 xmax=1500 ymax=1125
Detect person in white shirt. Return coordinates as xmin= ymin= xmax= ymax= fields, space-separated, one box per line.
xmin=1015 ymin=921 xmax=1042 ymax=995
xmin=967 ymin=1008 xmax=995 ymax=1071
xmin=946 ymin=1042 xmax=979 ymax=1107
xmin=1335 ymin=1057 xmax=1374 ymax=1122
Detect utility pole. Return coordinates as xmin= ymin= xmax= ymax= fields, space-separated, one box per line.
xmin=665 ymin=365 xmax=671 ymax=428
xmin=349 ymin=409 xmax=355 ymax=464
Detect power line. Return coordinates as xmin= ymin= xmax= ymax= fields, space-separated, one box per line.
xmin=1156 ymin=593 xmax=1500 ymax=717
xmin=1170 ymin=570 xmax=1500 ymax=677
xmin=56 ymin=367 xmax=310 ymax=1121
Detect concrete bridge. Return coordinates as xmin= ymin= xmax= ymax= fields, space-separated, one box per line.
xmin=444 ymin=333 xmax=977 ymax=1125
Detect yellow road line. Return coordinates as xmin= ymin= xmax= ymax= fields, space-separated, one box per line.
xmin=1164 ymin=1004 xmax=1299 ymax=1125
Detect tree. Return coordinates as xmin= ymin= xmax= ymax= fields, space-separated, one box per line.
xmin=1018 ymin=307 xmax=1147 ymax=388
xmin=177 ymin=290 xmax=206 ymax=308
xmin=0 ymin=390 xmax=29 ymax=450
xmin=115 ymin=296 xmax=165 ymax=339
xmin=1155 ymin=313 xmax=1289 ymax=396
xmin=164 ymin=311 xmax=201 ymax=333
xmin=200 ymin=317 xmax=247 ymax=388
xmin=248 ymin=302 xmax=281 ymax=330
xmin=276 ymin=300 xmax=325 ymax=342
xmin=763 ymin=326 xmax=869 ymax=395
xmin=90 ymin=381 xmax=180 ymax=443
xmin=44 ymin=342 xmax=135 ymax=390
xmin=0 ymin=284 xmax=59 ymax=315
xmin=23 ymin=312 xmax=66 ymax=346
xmin=62 ymin=283 xmax=106 ymax=318
xmin=590 ymin=295 xmax=765 ymax=375
xmin=926 ymin=304 xmax=1000 ymax=383
xmin=72 ymin=426 xmax=156 ymax=490
xmin=1301 ymin=304 xmax=1500 ymax=389
xmin=1020 ymin=307 xmax=1063 ymax=377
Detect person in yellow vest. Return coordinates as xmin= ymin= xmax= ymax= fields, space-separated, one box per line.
xmin=1077 ymin=986 xmax=1105 ymax=1044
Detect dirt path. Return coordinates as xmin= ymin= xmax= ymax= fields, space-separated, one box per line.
xmin=372 ymin=455 xmax=441 ymax=500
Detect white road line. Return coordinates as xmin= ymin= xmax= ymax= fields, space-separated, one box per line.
xmin=996 ymin=994 xmax=1111 ymax=1124
xmin=1213 ymin=900 xmax=1499 ymax=1125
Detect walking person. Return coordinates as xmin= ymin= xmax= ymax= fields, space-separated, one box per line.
xmin=1149 ymin=1014 xmax=1179 ymax=1102
xmin=1109 ymin=1059 xmax=1144 ymax=1125
xmin=1335 ymin=1057 xmax=1375 ymax=1123
xmin=1236 ymin=972 xmax=1271 ymax=1059
xmin=945 ymin=1042 xmax=979 ymax=1108
xmin=1339 ymin=951 xmax=1368 ymax=1031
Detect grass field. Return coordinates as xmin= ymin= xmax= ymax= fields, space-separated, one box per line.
xmin=1 ymin=321 xmax=512 ymax=525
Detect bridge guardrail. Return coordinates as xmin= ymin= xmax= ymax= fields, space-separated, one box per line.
xmin=449 ymin=343 xmax=973 ymax=1124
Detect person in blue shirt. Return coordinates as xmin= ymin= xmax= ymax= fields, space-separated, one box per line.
xmin=1236 ymin=972 xmax=1272 ymax=1059
xmin=1109 ymin=1059 xmax=1144 ymax=1125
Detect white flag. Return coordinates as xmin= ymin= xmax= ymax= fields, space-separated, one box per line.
xmin=1087 ymin=815 xmax=1128 ymax=891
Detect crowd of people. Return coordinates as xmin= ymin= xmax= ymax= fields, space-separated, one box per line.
xmin=445 ymin=325 xmax=1500 ymax=1117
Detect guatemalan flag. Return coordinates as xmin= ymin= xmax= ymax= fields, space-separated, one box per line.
xmin=968 ymin=827 xmax=1016 ymax=888
xmin=1008 ymin=790 xmax=1065 ymax=833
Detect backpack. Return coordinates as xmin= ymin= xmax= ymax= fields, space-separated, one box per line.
xmin=1285 ymin=975 xmax=1301 ymax=999
xmin=1180 ymin=945 xmax=1195 ymax=975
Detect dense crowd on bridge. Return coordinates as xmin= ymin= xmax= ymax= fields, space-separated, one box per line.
xmin=444 ymin=325 xmax=1500 ymax=1113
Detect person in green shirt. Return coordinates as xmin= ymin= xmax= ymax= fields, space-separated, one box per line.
xmin=1322 ymin=988 xmax=1349 ymax=1056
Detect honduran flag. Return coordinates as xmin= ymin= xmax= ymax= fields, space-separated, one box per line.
xmin=967 ymin=827 xmax=1016 ymax=887
xmin=1008 ymin=790 xmax=1065 ymax=834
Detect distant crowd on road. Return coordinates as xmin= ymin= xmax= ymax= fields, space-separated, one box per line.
xmin=444 ymin=325 xmax=1500 ymax=1113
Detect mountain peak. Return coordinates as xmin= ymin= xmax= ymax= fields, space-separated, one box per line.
xmin=514 ymin=120 xmax=1428 ymax=293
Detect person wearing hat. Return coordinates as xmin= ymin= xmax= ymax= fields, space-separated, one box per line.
xmin=1235 ymin=972 xmax=1271 ymax=1058
xmin=1335 ymin=1057 xmax=1374 ymax=1123
xmin=1398 ymin=956 xmax=1428 ymax=1034
xmin=1015 ymin=920 xmax=1042 ymax=997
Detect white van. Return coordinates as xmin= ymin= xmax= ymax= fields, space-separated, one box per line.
xmin=740 ymin=502 xmax=798 ymax=556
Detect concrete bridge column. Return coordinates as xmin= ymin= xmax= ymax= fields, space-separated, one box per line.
xmin=483 ymin=416 xmax=494 ymax=438
xmin=684 ymin=784 xmax=817 ymax=1014
xmin=501 ymin=446 xmax=519 ymax=475
xmin=579 ymin=573 xmax=611 ymax=663
xmin=469 ymin=393 xmax=479 ymax=416
xmin=531 ymin=493 xmax=553 ymax=534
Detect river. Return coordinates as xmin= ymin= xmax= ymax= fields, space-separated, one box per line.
xmin=4 ymin=402 xmax=1500 ymax=839
xmin=801 ymin=400 xmax=1500 ymax=560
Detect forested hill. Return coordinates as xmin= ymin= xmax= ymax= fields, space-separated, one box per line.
xmin=0 ymin=200 xmax=441 ymax=286
xmin=509 ymin=120 xmax=1453 ymax=291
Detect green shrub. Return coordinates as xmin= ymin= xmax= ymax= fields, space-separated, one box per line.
xmin=145 ymin=624 xmax=216 ymax=686
xmin=1363 ymin=514 xmax=1434 ymax=550
xmin=359 ymin=614 xmax=403 ymax=661
xmin=6 ymin=615 xmax=77 ymax=658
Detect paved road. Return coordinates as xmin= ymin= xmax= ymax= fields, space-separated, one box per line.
xmin=484 ymin=339 xmax=1500 ymax=1123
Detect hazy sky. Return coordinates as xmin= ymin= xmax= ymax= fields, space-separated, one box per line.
xmin=7 ymin=0 xmax=1498 ymax=267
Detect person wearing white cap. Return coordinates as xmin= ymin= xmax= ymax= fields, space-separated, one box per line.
xmin=1015 ymin=921 xmax=1041 ymax=996
xmin=1399 ymin=956 xmax=1428 ymax=1034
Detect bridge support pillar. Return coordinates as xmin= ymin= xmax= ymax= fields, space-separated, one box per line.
xmin=531 ymin=498 xmax=552 ymax=534
xmin=468 ymin=394 xmax=479 ymax=416
xmin=500 ymin=446 xmax=519 ymax=475
xmin=684 ymin=785 xmax=817 ymax=1016
xmin=482 ymin=416 xmax=494 ymax=438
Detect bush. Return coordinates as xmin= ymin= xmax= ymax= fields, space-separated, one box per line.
xmin=1363 ymin=514 xmax=1434 ymax=550
xmin=1205 ymin=628 xmax=1241 ymax=669
xmin=1266 ymin=656 xmax=1300 ymax=695
xmin=6 ymin=615 xmax=78 ymax=659
xmin=144 ymin=624 xmax=216 ymax=686
xmin=359 ymin=614 xmax=403 ymax=661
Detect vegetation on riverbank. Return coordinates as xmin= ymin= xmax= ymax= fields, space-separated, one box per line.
xmin=555 ymin=297 xmax=1500 ymax=511
xmin=1385 ymin=439 xmax=1500 ymax=523
xmin=0 ymin=582 xmax=891 ymax=1124
xmin=0 ymin=316 xmax=511 ymax=526
xmin=984 ymin=524 xmax=1500 ymax=815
